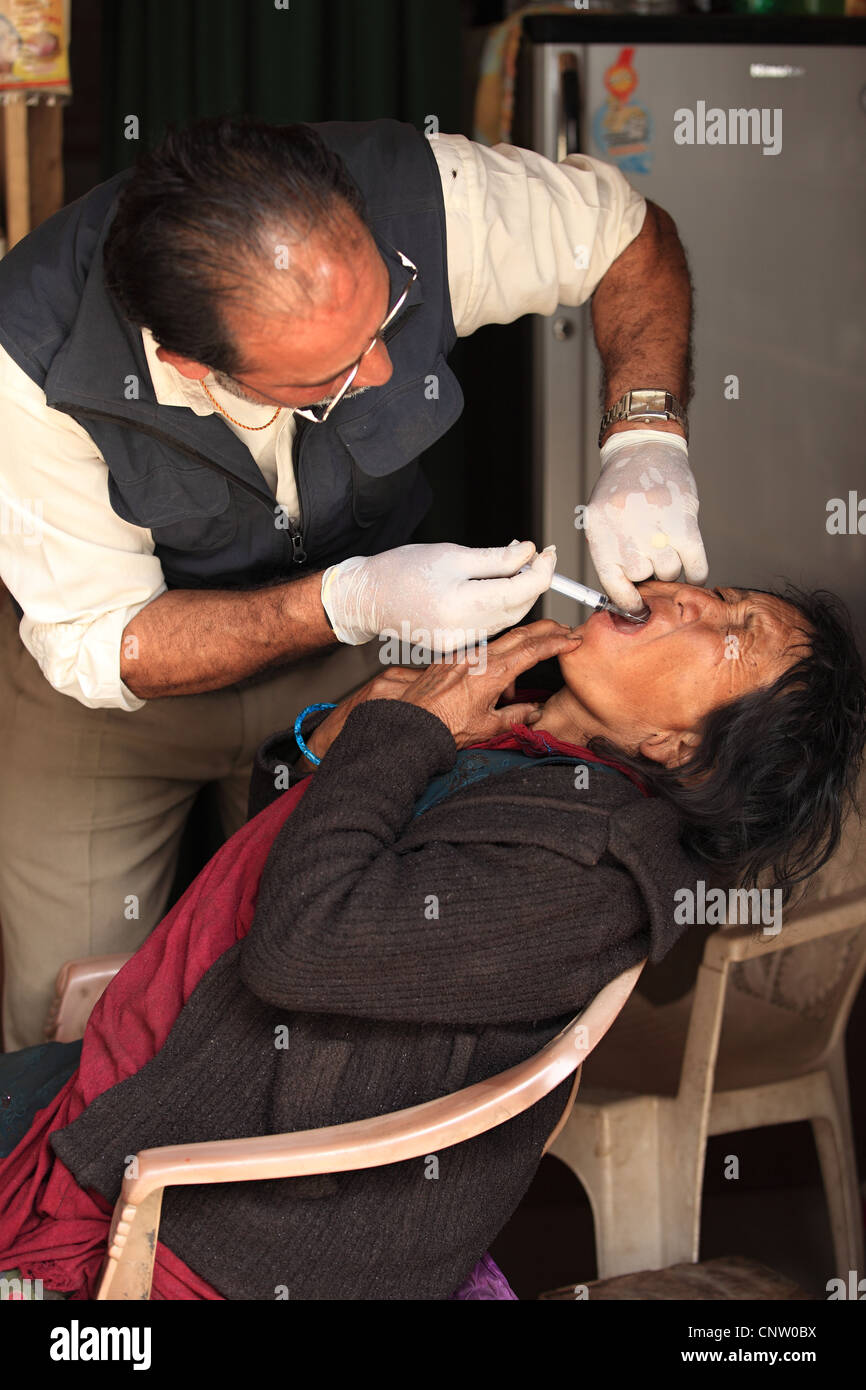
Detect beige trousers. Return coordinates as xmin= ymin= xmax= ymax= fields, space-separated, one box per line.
xmin=0 ymin=595 xmax=381 ymax=1051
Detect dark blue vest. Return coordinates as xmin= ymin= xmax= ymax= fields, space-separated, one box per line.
xmin=0 ymin=119 xmax=464 ymax=622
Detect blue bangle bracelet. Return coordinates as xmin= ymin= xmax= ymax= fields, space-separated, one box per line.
xmin=293 ymin=702 xmax=337 ymax=767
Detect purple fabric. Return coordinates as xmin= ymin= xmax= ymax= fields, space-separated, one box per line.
xmin=448 ymin=1251 xmax=518 ymax=1300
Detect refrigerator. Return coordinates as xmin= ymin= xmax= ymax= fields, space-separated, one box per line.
xmin=510 ymin=14 xmax=866 ymax=638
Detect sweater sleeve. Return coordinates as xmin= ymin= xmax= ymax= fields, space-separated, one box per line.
xmin=246 ymin=707 xmax=332 ymax=821
xmin=239 ymin=699 xmax=649 ymax=1026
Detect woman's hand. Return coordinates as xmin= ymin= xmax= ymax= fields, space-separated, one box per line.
xmin=302 ymin=664 xmax=424 ymax=766
xmin=303 ymin=621 xmax=581 ymax=766
xmin=395 ymin=621 xmax=582 ymax=748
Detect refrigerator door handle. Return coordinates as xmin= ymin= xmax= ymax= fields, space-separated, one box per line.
xmin=557 ymin=52 xmax=580 ymax=160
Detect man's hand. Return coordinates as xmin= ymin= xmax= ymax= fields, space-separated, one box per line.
xmin=585 ymin=198 xmax=702 ymax=614
xmin=585 ymin=429 xmax=708 ymax=614
xmin=320 ymin=540 xmax=556 ymax=647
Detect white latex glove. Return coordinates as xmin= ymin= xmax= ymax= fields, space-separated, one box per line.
xmin=585 ymin=429 xmax=709 ymax=614
xmin=321 ymin=540 xmax=557 ymax=647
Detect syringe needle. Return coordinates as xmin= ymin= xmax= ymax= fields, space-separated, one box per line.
xmin=549 ymin=573 xmax=650 ymax=625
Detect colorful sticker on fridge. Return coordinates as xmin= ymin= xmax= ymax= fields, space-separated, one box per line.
xmin=592 ymin=47 xmax=653 ymax=176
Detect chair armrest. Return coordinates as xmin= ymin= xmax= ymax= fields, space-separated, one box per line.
xmin=46 ymin=953 xmax=134 ymax=1042
xmin=702 ymin=885 xmax=866 ymax=968
xmin=97 ymin=960 xmax=645 ymax=1299
xmin=122 ymin=959 xmax=645 ymax=1203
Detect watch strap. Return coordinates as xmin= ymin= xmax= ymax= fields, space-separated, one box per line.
xmin=598 ymin=389 xmax=688 ymax=448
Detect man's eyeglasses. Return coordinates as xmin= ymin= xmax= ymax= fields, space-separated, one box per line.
xmin=293 ymin=248 xmax=419 ymax=424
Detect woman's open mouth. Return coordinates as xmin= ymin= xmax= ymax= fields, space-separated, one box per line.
xmin=605 ymin=598 xmax=653 ymax=635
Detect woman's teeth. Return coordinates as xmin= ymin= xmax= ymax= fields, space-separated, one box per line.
xmin=608 ymin=611 xmax=645 ymax=635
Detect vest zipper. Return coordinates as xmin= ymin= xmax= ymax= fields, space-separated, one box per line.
xmin=286 ymin=515 xmax=306 ymax=565
xmin=288 ymin=417 xmax=313 ymax=567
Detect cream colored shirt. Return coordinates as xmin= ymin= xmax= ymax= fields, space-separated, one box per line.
xmin=0 ymin=134 xmax=646 ymax=709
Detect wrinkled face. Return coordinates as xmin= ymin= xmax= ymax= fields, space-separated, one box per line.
xmin=557 ymin=581 xmax=810 ymax=763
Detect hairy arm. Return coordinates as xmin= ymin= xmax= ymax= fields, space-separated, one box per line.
xmin=591 ymin=198 xmax=694 ymax=438
xmin=120 ymin=571 xmax=338 ymax=698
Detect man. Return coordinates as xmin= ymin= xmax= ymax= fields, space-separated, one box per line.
xmin=0 ymin=115 xmax=704 ymax=1048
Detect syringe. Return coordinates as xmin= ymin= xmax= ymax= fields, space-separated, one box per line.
xmin=550 ymin=573 xmax=651 ymax=625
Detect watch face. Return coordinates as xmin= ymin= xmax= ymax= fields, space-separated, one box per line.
xmin=631 ymin=390 xmax=668 ymax=412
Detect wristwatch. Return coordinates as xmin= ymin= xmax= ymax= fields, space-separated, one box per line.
xmin=598 ymin=389 xmax=689 ymax=449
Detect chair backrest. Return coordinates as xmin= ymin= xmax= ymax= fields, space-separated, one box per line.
xmin=675 ymin=882 xmax=866 ymax=1120
xmin=724 ymin=773 xmax=866 ymax=1057
xmin=672 ymin=773 xmax=866 ymax=1106
xmin=95 ymin=957 xmax=646 ymax=1298
xmin=726 ymin=901 xmax=866 ymax=1059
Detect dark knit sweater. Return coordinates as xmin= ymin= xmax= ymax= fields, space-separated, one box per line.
xmin=51 ymin=700 xmax=704 ymax=1300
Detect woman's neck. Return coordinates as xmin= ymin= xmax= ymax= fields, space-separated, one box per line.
xmin=535 ymin=684 xmax=612 ymax=751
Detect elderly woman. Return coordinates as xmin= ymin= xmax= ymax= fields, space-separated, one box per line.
xmin=0 ymin=579 xmax=863 ymax=1301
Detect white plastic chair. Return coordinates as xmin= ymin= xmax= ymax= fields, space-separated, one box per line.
xmin=551 ymin=883 xmax=866 ymax=1281
xmin=46 ymin=953 xmax=134 ymax=1043
xmin=46 ymin=950 xmax=645 ymax=1299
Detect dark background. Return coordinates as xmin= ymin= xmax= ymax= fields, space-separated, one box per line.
xmin=51 ymin=0 xmax=866 ymax=1298
xmin=63 ymin=0 xmax=531 ymax=559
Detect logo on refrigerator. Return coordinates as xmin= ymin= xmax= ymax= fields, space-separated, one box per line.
xmin=592 ymin=47 xmax=653 ymax=175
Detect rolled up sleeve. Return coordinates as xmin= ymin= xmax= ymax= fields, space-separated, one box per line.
xmin=432 ymin=132 xmax=647 ymax=337
xmin=0 ymin=346 xmax=166 ymax=711
xmin=20 ymin=602 xmax=161 ymax=712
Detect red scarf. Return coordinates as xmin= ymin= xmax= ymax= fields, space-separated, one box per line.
xmin=0 ymin=709 xmax=643 ymax=1298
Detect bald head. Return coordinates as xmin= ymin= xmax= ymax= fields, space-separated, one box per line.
xmin=103 ymin=114 xmax=372 ymax=379
xmin=222 ymin=201 xmax=374 ymax=351
xmin=172 ymin=207 xmax=396 ymax=411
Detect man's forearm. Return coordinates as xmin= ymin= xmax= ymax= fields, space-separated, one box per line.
xmin=591 ymin=198 xmax=694 ymax=434
xmin=120 ymin=571 xmax=340 ymax=698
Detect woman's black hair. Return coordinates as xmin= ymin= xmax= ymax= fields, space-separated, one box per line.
xmin=588 ymin=585 xmax=866 ymax=904
xmin=102 ymin=114 xmax=369 ymax=376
